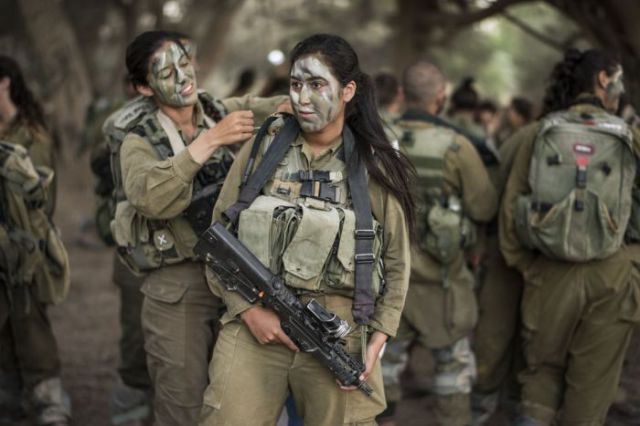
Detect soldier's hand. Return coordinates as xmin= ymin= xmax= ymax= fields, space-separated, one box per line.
xmin=240 ymin=306 xmax=299 ymax=352
xmin=189 ymin=110 xmax=254 ymax=164
xmin=206 ymin=110 xmax=255 ymax=146
xmin=339 ymin=330 xmax=388 ymax=391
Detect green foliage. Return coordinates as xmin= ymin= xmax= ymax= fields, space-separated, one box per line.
xmin=428 ymin=1 xmax=585 ymax=107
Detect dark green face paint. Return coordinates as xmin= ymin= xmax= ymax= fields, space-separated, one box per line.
xmin=290 ymin=55 xmax=343 ymax=132
xmin=147 ymin=42 xmax=198 ymax=107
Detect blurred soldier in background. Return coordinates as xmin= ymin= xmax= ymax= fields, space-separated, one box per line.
xmin=380 ymin=60 xmax=497 ymax=426
xmin=0 ymin=55 xmax=71 ymax=426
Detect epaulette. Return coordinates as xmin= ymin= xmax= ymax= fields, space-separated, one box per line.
xmin=112 ymin=97 xmax=155 ymax=132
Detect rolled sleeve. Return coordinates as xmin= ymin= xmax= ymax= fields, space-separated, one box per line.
xmin=120 ymin=133 xmax=200 ymax=219
xmin=222 ymin=95 xmax=289 ymax=123
xmin=369 ymin=185 xmax=411 ymax=337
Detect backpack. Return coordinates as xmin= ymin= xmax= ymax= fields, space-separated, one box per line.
xmin=0 ymin=142 xmax=70 ymax=304
xmin=515 ymin=110 xmax=635 ymax=261
xmin=107 ymin=93 xmax=231 ymax=273
xmin=399 ymin=124 xmax=476 ymax=264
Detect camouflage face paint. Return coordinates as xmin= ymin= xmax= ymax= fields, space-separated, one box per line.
xmin=147 ymin=41 xmax=198 ymax=107
xmin=607 ymin=69 xmax=625 ymax=98
xmin=290 ymin=55 xmax=343 ymax=132
xmin=604 ymin=68 xmax=624 ymax=113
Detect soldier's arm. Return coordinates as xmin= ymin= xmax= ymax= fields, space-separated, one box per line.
xmin=368 ymin=183 xmax=410 ymax=338
xmin=498 ymin=133 xmax=537 ymax=273
xmin=222 ymin=94 xmax=289 ymax=124
xmin=449 ymin=135 xmax=498 ymax=222
xmin=120 ymin=133 xmax=200 ymax=219
xmin=498 ymin=122 xmax=539 ymax=193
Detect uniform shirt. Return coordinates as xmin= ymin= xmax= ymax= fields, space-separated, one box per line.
xmin=119 ymin=95 xmax=287 ymax=257
xmin=222 ymin=94 xmax=288 ymax=125
xmin=1 ymin=120 xmax=56 ymax=215
xmin=120 ymin=100 xmax=210 ymax=257
xmin=208 ymin=121 xmax=411 ymax=338
xmin=396 ymin=119 xmax=498 ymax=283
xmin=499 ymin=102 xmax=640 ymax=273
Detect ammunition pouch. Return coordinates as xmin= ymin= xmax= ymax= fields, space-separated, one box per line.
xmin=238 ymin=195 xmax=385 ymax=295
xmin=112 ymin=201 xmax=186 ymax=275
xmin=421 ymin=198 xmax=476 ymax=264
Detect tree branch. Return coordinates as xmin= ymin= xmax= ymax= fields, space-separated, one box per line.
xmin=423 ymin=0 xmax=533 ymax=27
xmin=502 ymin=10 xmax=565 ymax=51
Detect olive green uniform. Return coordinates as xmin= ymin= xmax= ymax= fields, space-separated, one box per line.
xmin=471 ymin=123 xmax=537 ymax=424
xmin=383 ymin=115 xmax=498 ymax=426
xmin=500 ymin=102 xmax=640 ymax=425
xmin=120 ymin=100 xmax=228 ymax=426
xmin=447 ymin=111 xmax=486 ymax=141
xmin=199 ymin=118 xmax=411 ymax=426
xmin=0 ymin=120 xmax=70 ymax=425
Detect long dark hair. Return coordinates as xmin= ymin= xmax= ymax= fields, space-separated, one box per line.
xmin=451 ymin=77 xmax=478 ymax=111
xmin=0 ymin=55 xmax=47 ymax=131
xmin=125 ymin=30 xmax=188 ymax=88
xmin=289 ymin=34 xmax=416 ymax=238
xmin=542 ymin=48 xmax=620 ymax=115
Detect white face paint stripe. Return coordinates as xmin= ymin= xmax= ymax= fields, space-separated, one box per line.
xmin=290 ymin=55 xmax=343 ymax=132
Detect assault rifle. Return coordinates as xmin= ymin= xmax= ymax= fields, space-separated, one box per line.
xmin=194 ymin=222 xmax=373 ymax=396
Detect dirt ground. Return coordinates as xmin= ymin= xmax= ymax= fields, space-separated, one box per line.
xmin=40 ymin=150 xmax=639 ymax=426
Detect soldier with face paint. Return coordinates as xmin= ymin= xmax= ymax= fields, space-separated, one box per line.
xmin=500 ymin=48 xmax=640 ymax=426
xmin=199 ymin=34 xmax=416 ymax=426
xmin=113 ymin=30 xmax=261 ymax=426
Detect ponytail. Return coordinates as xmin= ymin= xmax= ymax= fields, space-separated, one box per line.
xmin=0 ymin=55 xmax=47 ymax=132
xmin=542 ymin=48 xmax=620 ymax=115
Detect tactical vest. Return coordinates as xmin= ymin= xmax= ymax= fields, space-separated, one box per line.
xmin=399 ymin=124 xmax=476 ymax=264
xmin=515 ymin=110 xmax=635 ymax=261
xmin=225 ymin=115 xmax=383 ymax=325
xmin=0 ymin=142 xmax=70 ymax=304
xmin=110 ymin=93 xmax=232 ymax=274
xmin=237 ymin=142 xmax=385 ymax=296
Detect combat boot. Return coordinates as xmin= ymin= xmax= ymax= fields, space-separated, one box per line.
xmin=31 ymin=377 xmax=71 ymax=426
xmin=470 ymin=390 xmax=498 ymax=425
xmin=513 ymin=414 xmax=546 ymax=426
xmin=110 ymin=382 xmax=152 ymax=425
xmin=0 ymin=372 xmax=25 ymax=425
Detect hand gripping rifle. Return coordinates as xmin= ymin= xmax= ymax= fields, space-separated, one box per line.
xmin=194 ymin=222 xmax=373 ymax=396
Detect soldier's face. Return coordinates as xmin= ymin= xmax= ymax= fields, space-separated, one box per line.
xmin=604 ymin=68 xmax=624 ymax=113
xmin=290 ymin=55 xmax=343 ymax=132
xmin=147 ymin=41 xmax=197 ymax=107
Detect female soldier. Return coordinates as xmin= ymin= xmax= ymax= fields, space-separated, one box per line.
xmin=200 ymin=33 xmax=415 ymax=426
xmin=0 ymin=55 xmax=70 ymax=426
xmin=500 ymin=48 xmax=640 ymax=425
xmin=118 ymin=31 xmax=256 ymax=425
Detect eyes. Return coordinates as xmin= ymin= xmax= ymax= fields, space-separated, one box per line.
xmin=290 ymin=79 xmax=328 ymax=91
xmin=156 ymin=57 xmax=192 ymax=80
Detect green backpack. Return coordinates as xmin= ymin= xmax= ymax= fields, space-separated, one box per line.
xmin=400 ymin=125 xmax=476 ymax=264
xmin=515 ymin=110 xmax=635 ymax=261
xmin=0 ymin=142 xmax=70 ymax=304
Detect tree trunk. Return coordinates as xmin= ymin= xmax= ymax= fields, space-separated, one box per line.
xmin=195 ymin=0 xmax=246 ymax=80
xmin=18 ymin=0 xmax=93 ymax=146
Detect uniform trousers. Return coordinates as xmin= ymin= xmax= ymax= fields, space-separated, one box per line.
xmin=199 ymin=294 xmax=386 ymax=426
xmin=519 ymin=247 xmax=640 ymax=425
xmin=141 ymin=261 xmax=223 ymax=426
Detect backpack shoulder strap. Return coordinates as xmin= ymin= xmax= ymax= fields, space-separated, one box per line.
xmin=343 ymin=125 xmax=375 ymax=326
xmin=223 ymin=114 xmax=299 ymax=224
